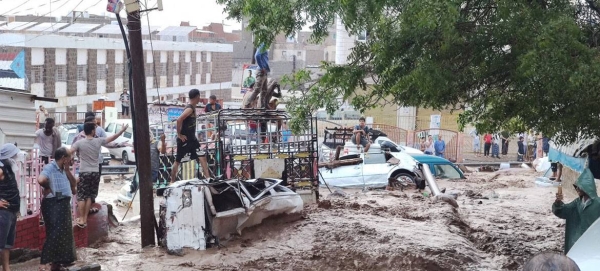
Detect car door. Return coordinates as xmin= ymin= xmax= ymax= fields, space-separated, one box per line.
xmin=360 ymin=153 xmax=391 ymax=187
xmin=319 ymin=155 xmax=364 ymax=188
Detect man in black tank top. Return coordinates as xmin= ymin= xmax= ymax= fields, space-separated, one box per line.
xmin=170 ymin=89 xmax=202 ymax=183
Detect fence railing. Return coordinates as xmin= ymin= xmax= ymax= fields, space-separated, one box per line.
xmin=16 ymin=152 xmax=79 ymax=220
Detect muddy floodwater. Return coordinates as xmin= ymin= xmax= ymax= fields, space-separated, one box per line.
xmin=13 ymin=169 xmax=566 ymax=271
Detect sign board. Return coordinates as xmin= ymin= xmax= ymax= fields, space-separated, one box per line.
xmin=429 ymin=114 xmax=441 ymax=136
xmin=106 ymin=0 xmax=124 ymax=13
xmin=253 ymin=159 xmax=285 ymax=179
xmin=241 ymin=64 xmax=260 ymax=94
xmin=93 ymin=100 xmax=115 ymax=111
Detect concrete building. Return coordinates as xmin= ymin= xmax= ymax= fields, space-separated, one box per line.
xmin=0 ymin=19 xmax=233 ymax=116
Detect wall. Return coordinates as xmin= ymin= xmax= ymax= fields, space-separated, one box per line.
xmin=14 ymin=215 xmax=88 ymax=250
xmin=0 ymin=91 xmax=37 ymax=150
xmin=415 ymin=108 xmax=462 ymax=131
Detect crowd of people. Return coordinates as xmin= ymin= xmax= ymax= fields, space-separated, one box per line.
xmin=470 ymin=130 xmax=551 ymax=162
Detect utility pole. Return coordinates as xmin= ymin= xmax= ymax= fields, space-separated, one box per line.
xmin=126 ymin=2 xmax=155 ymax=247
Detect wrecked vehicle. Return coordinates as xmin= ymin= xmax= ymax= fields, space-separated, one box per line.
xmin=318 ymin=150 xmax=419 ymax=188
xmin=409 ymin=154 xmax=465 ymax=179
xmin=158 ymin=178 xmax=303 ymax=251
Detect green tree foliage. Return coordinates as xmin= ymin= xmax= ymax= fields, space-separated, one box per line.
xmin=217 ymin=0 xmax=600 ymax=144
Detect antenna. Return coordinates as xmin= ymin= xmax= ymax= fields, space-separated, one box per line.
xmin=157 ymin=0 xmax=163 ymax=11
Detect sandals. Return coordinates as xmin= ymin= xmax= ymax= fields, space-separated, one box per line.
xmin=89 ymin=207 xmax=99 ymax=214
xmin=75 ymin=218 xmax=87 ymax=228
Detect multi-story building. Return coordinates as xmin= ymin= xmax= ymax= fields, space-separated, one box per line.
xmin=0 ymin=18 xmax=233 ymax=116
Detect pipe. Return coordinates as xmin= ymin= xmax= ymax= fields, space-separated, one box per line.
xmin=421 ymin=164 xmax=441 ymax=195
xmin=420 ymin=164 xmax=459 ymax=208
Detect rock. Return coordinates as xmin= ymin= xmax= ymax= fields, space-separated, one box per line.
xmin=478 ymin=201 xmax=483 ymax=204
xmin=318 ymin=200 xmax=332 ymax=209
xmin=68 ymin=264 xmax=101 ymax=271
xmin=367 ymin=200 xmax=376 ymax=204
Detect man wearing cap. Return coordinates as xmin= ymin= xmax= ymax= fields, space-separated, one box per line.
xmin=0 ymin=143 xmax=22 ymax=271
xmin=553 ymin=168 xmax=600 ymax=253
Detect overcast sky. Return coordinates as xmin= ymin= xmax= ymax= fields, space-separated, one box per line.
xmin=0 ymin=0 xmax=242 ymax=31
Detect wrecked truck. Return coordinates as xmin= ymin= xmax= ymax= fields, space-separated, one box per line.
xmin=158 ymin=177 xmax=303 ymax=251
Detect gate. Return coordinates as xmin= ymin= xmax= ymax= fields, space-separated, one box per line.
xmin=371 ymin=123 xmax=409 ymax=146
xmin=413 ymin=129 xmax=462 ymax=162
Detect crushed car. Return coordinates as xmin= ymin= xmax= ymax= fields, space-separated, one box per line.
xmin=158 ymin=178 xmax=303 ymax=252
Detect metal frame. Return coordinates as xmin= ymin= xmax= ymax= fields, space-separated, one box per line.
xmin=196 ymin=109 xmax=318 ymax=190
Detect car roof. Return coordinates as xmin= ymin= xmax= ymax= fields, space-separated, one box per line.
xmin=408 ymin=154 xmax=453 ymax=164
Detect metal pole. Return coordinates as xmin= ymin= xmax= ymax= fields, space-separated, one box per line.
xmin=127 ymin=6 xmax=155 ymax=247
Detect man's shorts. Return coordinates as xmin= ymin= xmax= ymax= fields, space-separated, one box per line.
xmin=176 ymin=138 xmax=199 ymax=163
xmin=0 ymin=209 xmax=17 ymax=251
xmin=351 ymin=135 xmax=369 ymax=147
xmin=77 ymin=172 xmax=101 ymax=201
xmin=551 ymin=162 xmax=558 ymax=173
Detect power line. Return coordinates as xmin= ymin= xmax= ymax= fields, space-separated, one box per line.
xmin=0 ymin=0 xmax=35 ymax=17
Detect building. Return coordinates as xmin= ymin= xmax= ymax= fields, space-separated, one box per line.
xmin=0 ymin=20 xmax=234 ymax=117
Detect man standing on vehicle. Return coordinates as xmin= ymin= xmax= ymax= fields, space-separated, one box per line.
xmin=553 ymin=168 xmax=600 ymax=254
xmin=170 ymin=89 xmax=203 ymax=184
xmin=34 ymin=118 xmax=61 ymax=164
xmin=204 ymin=94 xmax=222 ymax=139
xmin=352 ymin=117 xmax=371 ymax=153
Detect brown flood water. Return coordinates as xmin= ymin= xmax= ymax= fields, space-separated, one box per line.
xmin=13 ymin=169 xmax=566 ymax=271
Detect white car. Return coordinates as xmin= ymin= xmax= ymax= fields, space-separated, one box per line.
xmin=60 ymin=128 xmax=111 ymax=165
xmin=104 ymin=119 xmax=135 ymax=164
xmin=319 ymin=151 xmax=419 ymax=188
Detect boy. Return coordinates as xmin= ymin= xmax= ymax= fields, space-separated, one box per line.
xmin=351 ymin=117 xmax=371 ymax=153
xmin=170 ymin=89 xmax=202 ymax=183
xmin=553 ymin=168 xmax=600 ymax=253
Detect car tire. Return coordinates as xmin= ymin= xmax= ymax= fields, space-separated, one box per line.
xmin=122 ymin=151 xmax=129 ymax=165
xmin=390 ymin=172 xmax=415 ymax=190
xmin=110 ymin=154 xmax=115 ymax=159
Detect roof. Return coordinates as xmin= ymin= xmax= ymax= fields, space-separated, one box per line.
xmin=158 ymin=26 xmax=196 ymax=36
xmin=58 ymin=23 xmax=100 ymax=34
xmin=408 ymin=154 xmax=453 ymax=164
xmin=93 ymin=24 xmax=161 ymax=35
xmin=25 ymin=22 xmax=69 ymax=33
xmin=0 ymin=21 xmax=37 ymax=31
xmin=0 ymin=87 xmax=58 ymax=102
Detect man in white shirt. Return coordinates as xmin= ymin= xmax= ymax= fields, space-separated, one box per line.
xmin=34 ymin=118 xmax=61 ymax=164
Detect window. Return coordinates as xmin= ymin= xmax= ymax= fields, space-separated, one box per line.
xmin=297 ymin=51 xmax=302 ymax=57
xmin=184 ymin=62 xmax=191 ymax=74
xmin=97 ymin=64 xmax=107 ymax=80
xmin=160 ymin=63 xmax=167 ymax=76
xmin=363 ymin=153 xmax=387 ymax=164
xmin=55 ymin=66 xmax=67 ymax=81
xmin=174 ymin=62 xmax=180 ymax=75
xmin=357 ymin=30 xmax=368 ymax=42
xmin=115 ymin=64 xmax=124 ymax=77
xmin=433 ymin=164 xmax=463 ymax=179
xmin=282 ymin=51 xmax=287 ymax=58
xmin=77 ymin=65 xmax=87 ymax=81
xmin=30 ymin=66 xmax=43 ymax=83
xmin=106 ymin=123 xmax=116 ymax=133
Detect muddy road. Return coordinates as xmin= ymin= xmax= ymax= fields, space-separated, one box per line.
xmin=13 ymin=169 xmax=565 ymax=271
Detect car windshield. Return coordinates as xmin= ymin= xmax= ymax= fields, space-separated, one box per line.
xmin=433 ymin=164 xmax=462 ymax=179
xmin=66 ymin=133 xmax=77 ymax=145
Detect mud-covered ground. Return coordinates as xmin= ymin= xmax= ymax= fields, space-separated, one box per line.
xmin=13 ymin=169 xmax=566 ymax=271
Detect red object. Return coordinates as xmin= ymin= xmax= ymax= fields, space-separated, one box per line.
xmin=248 ymin=120 xmax=257 ymax=129
xmin=484 ymin=134 xmax=492 ymax=144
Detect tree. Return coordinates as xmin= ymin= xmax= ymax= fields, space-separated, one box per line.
xmin=217 ymin=0 xmax=600 ymax=144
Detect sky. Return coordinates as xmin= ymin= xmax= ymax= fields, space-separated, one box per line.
xmin=0 ymin=0 xmax=242 ymax=32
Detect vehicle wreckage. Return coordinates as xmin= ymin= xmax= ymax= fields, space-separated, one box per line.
xmin=156 ymin=109 xmax=318 ymax=251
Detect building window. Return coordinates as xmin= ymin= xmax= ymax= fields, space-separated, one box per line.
xmin=97 ymin=64 xmax=107 ymax=80
xmin=184 ymin=62 xmax=191 ymax=74
xmin=160 ymin=63 xmax=167 ymax=76
xmin=282 ymin=51 xmax=287 ymax=58
xmin=55 ymin=66 xmax=67 ymax=82
xmin=115 ymin=64 xmax=124 ymax=77
xmin=297 ymin=51 xmax=302 ymax=57
xmin=30 ymin=66 xmax=44 ymax=83
xmin=77 ymin=65 xmax=87 ymax=81
xmin=357 ymin=30 xmax=368 ymax=42
xmin=174 ymin=62 xmax=180 ymax=75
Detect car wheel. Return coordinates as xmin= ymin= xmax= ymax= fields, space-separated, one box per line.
xmin=110 ymin=154 xmax=115 ymax=159
xmin=122 ymin=152 xmax=129 ymax=165
xmin=390 ymin=173 xmax=415 ymax=190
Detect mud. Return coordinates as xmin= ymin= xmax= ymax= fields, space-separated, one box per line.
xmin=12 ymin=169 xmax=566 ymax=271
